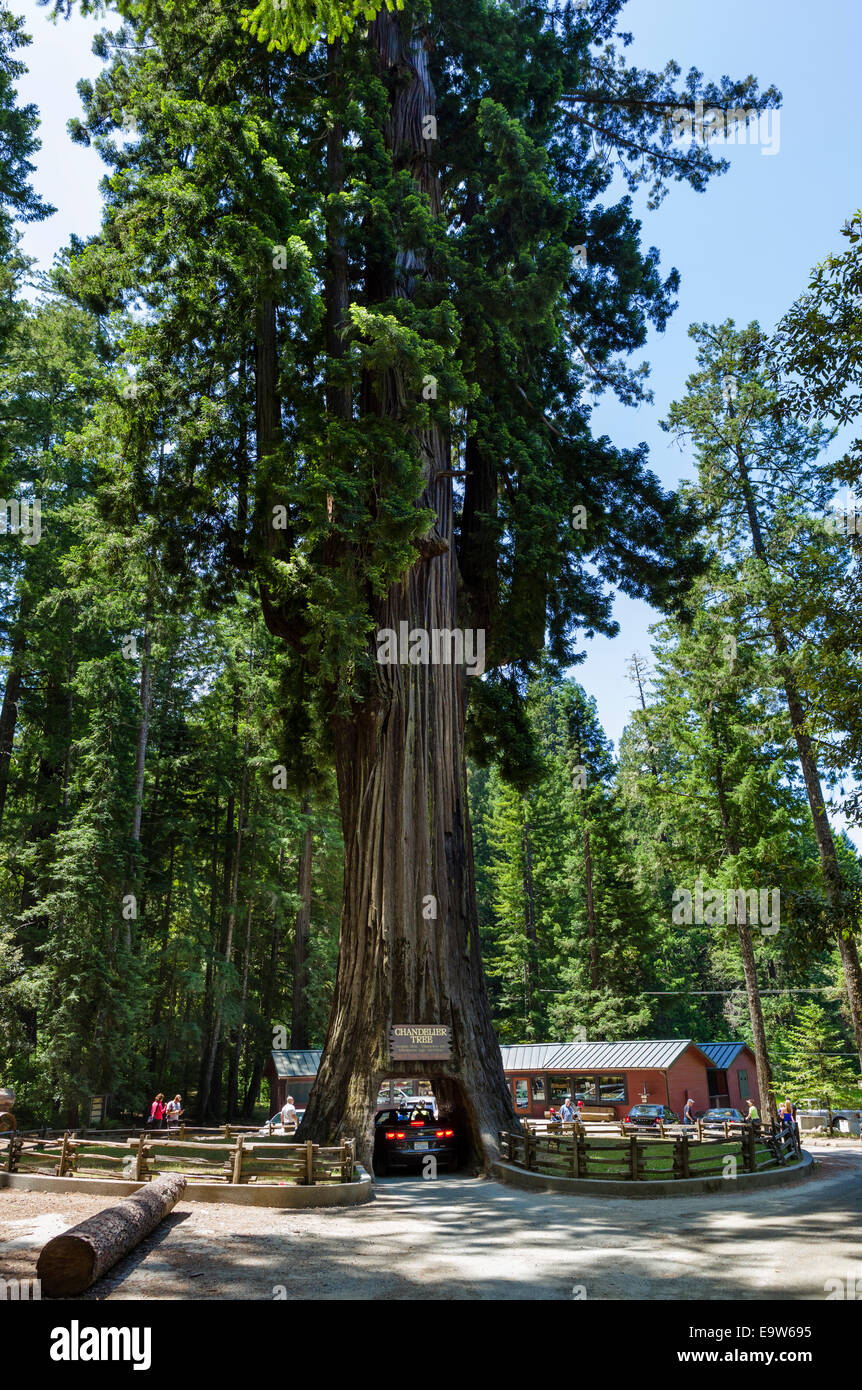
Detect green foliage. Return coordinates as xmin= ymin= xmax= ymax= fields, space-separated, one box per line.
xmin=240 ymin=0 xmax=403 ymax=56
xmin=772 ymin=1002 xmax=862 ymax=1110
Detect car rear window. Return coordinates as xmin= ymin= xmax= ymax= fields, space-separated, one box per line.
xmin=630 ymin=1105 xmax=661 ymax=1115
xmin=376 ymin=1108 xmax=436 ymax=1126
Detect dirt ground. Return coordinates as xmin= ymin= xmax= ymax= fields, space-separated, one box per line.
xmin=1 ymin=1143 xmax=860 ymax=1301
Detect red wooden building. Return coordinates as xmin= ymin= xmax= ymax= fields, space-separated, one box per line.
xmin=266 ymin=1038 xmax=759 ymax=1120
xmin=499 ymin=1039 xmax=759 ymax=1120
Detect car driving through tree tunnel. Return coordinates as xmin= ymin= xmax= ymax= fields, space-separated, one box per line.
xmin=373 ymin=1105 xmax=457 ymax=1176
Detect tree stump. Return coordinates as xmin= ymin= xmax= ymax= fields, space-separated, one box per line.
xmin=36 ymin=1173 xmax=186 ymax=1296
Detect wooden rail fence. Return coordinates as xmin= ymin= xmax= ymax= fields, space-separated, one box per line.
xmin=500 ymin=1121 xmax=800 ymax=1182
xmin=2 ymin=1132 xmax=356 ymax=1187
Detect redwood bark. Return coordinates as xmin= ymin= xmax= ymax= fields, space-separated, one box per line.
xmin=297 ymin=14 xmax=516 ymax=1171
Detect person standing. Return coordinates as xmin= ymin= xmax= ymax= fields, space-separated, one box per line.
xmin=279 ymin=1095 xmax=299 ymax=1133
xmin=559 ymin=1097 xmax=575 ymax=1123
xmin=148 ymin=1093 xmax=166 ymax=1128
xmin=165 ymin=1094 xmax=184 ymax=1133
xmin=746 ymin=1100 xmax=760 ymax=1126
xmin=683 ymin=1096 xmax=695 ymax=1126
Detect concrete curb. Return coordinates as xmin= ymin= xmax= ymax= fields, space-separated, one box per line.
xmin=0 ymin=1165 xmax=373 ymax=1209
xmin=490 ymin=1149 xmax=816 ymax=1199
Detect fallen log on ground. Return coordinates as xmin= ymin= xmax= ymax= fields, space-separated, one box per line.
xmin=36 ymin=1173 xmax=186 ymax=1296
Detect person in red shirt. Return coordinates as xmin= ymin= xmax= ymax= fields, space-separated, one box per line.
xmin=148 ymin=1093 xmax=166 ymax=1128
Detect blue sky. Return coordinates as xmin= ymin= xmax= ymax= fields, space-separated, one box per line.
xmin=12 ymin=0 xmax=862 ymax=816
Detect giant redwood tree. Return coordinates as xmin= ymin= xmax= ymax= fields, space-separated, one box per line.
xmin=56 ymin=0 xmax=778 ymax=1165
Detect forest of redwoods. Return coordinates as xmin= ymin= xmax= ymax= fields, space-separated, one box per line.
xmin=1 ymin=0 xmax=862 ymax=1138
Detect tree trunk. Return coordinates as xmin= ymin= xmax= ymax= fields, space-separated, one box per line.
xmin=121 ymin=626 xmax=152 ymax=951
xmin=290 ymin=798 xmax=314 ymax=1048
xmin=228 ymin=834 xmax=256 ymax=1120
xmin=200 ymin=728 xmax=249 ymax=1117
xmin=298 ymin=14 xmax=516 ymax=1173
xmin=520 ymin=806 xmax=538 ymax=1037
xmin=243 ymin=850 xmax=284 ymax=1117
xmin=731 ymin=429 xmax=862 ymax=1073
xmin=37 ymin=1174 xmax=186 ymax=1296
xmin=582 ymin=824 xmax=601 ymax=992
xmin=714 ymin=750 xmax=777 ymax=1124
xmin=0 ymin=625 xmax=25 ymax=834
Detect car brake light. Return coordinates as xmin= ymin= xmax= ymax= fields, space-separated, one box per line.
xmin=395 ymin=1131 xmax=405 ymax=1140
xmin=409 ymin=1120 xmax=423 ymax=1127
xmin=444 ymin=1129 xmax=453 ymax=1137
xmin=384 ymin=1131 xmax=395 ymax=1139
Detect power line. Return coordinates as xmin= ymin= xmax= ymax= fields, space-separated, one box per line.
xmin=645 ymin=988 xmax=839 ymax=995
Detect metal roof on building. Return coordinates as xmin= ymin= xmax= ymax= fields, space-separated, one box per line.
xmin=269 ymin=1037 xmax=742 ymax=1078
xmin=499 ymin=1044 xmax=566 ymax=1072
xmin=545 ymin=1040 xmax=699 ymax=1071
xmin=698 ymin=1041 xmax=748 ymax=1069
xmin=271 ymin=1049 xmax=322 ymax=1078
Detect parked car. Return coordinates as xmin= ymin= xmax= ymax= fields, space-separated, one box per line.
xmin=373 ymin=1105 xmax=455 ymax=1175
xmin=624 ymin=1104 xmax=680 ymax=1128
xmin=700 ymin=1107 xmax=746 ymax=1129
xmin=796 ymin=1101 xmax=862 ymax=1135
xmin=256 ymin=1108 xmax=305 ymax=1136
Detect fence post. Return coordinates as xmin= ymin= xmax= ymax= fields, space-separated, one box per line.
xmin=57 ymin=1131 xmax=70 ymax=1178
xmin=742 ymin=1127 xmax=755 ymax=1173
xmin=696 ymin=1118 xmax=703 ymax=1143
xmin=231 ymin=1134 xmax=244 ymax=1184
xmin=135 ymin=1131 xmax=147 ymax=1182
xmin=576 ymin=1133 xmax=586 ymax=1179
xmin=341 ymin=1138 xmax=355 ymax=1183
xmin=673 ymin=1134 xmax=690 ymax=1179
xmin=630 ymin=1134 xmax=640 ymax=1180
xmin=525 ymin=1129 xmax=535 ymax=1171
xmin=305 ymin=1140 xmax=315 ymax=1185
xmin=223 ymin=1124 xmax=231 ymax=1140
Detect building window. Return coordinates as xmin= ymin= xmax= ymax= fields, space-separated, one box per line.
xmin=597 ymin=1074 xmax=627 ymax=1103
xmin=531 ymin=1076 xmax=546 ymax=1103
xmin=572 ymin=1075 xmax=598 ymax=1104
xmin=513 ymin=1078 xmax=530 ymax=1111
xmin=549 ymin=1075 xmax=572 ymax=1107
xmin=738 ymin=1069 xmax=750 ymax=1099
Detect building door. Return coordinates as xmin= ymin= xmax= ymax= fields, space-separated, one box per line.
xmin=512 ymin=1078 xmax=530 ymax=1115
xmin=706 ymin=1069 xmax=729 ymax=1107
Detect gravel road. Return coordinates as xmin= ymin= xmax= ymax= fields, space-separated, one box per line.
xmin=1 ymin=1144 xmax=859 ymax=1300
